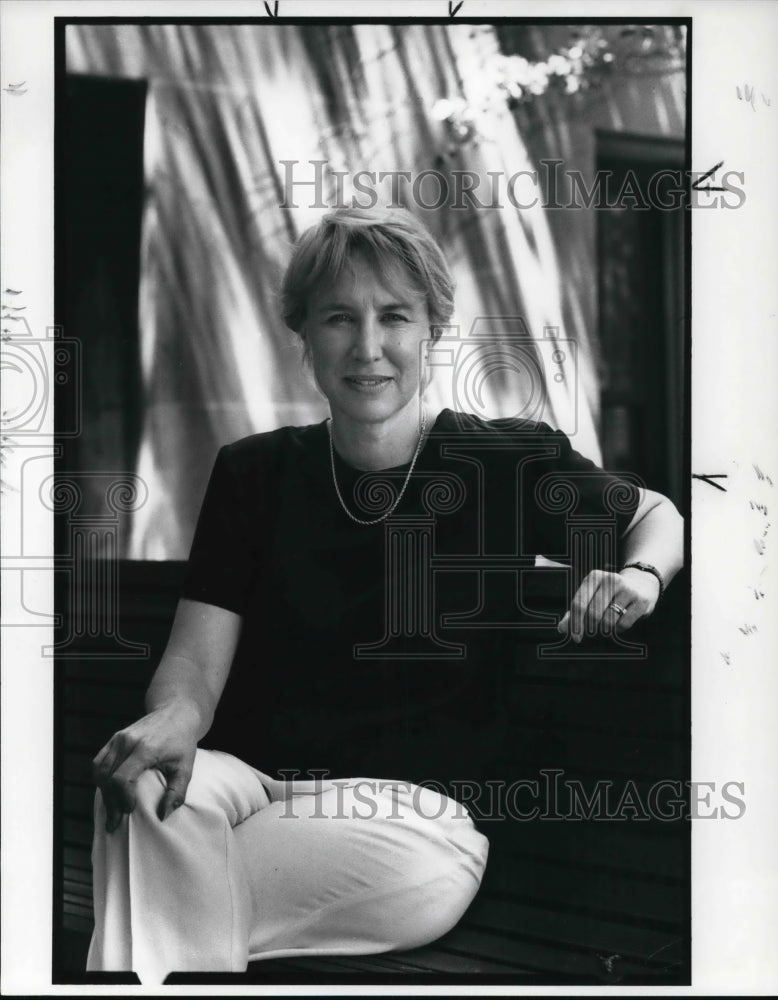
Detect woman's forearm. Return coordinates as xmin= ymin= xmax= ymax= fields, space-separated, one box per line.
xmin=144 ymin=653 xmax=219 ymax=740
xmin=142 ymin=599 xmax=243 ymax=739
xmin=620 ymin=489 xmax=684 ymax=589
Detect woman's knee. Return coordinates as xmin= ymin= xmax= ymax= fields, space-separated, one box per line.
xmin=390 ymin=781 xmax=489 ymax=870
xmin=357 ymin=813 xmax=488 ymax=952
xmin=239 ymin=780 xmax=488 ymax=959
xmin=123 ymin=750 xmax=270 ymax=827
xmin=363 ymin=781 xmax=489 ymax=950
xmin=392 ymin=855 xmax=485 ymax=951
xmin=93 ymin=750 xmax=269 ymax=835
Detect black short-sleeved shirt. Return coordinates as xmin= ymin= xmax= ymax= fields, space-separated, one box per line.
xmin=181 ymin=409 xmax=640 ymax=786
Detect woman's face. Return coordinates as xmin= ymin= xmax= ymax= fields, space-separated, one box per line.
xmin=302 ymin=253 xmax=431 ymax=429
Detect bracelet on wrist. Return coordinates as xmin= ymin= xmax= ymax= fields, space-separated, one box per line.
xmin=621 ymin=561 xmax=664 ymax=600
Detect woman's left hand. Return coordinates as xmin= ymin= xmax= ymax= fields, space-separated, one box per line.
xmin=557 ymin=567 xmax=661 ymax=643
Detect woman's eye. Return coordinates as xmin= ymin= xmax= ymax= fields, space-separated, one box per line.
xmin=383 ymin=313 xmax=409 ymax=323
xmin=326 ymin=313 xmax=352 ymax=324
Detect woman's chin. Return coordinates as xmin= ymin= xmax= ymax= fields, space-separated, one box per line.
xmin=329 ymin=390 xmax=403 ymax=425
xmin=337 ymin=403 xmax=395 ymax=426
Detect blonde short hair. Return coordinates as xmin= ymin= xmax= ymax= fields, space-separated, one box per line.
xmin=281 ymin=206 xmax=455 ymax=337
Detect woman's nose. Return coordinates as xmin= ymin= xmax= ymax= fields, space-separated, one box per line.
xmin=351 ymin=317 xmax=383 ymax=361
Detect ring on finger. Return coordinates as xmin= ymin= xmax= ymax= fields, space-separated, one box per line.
xmin=606 ymin=601 xmax=627 ymax=617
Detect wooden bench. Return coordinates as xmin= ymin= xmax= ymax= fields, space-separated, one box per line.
xmin=56 ymin=562 xmax=689 ymax=985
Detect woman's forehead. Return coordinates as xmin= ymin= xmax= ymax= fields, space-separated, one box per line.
xmin=312 ymin=252 xmax=426 ymax=308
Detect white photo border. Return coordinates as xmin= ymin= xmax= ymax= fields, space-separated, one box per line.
xmin=1 ymin=0 xmax=777 ymax=994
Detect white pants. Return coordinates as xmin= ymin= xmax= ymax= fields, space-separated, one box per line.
xmin=87 ymin=749 xmax=489 ymax=984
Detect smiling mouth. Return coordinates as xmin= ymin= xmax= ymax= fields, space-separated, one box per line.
xmin=344 ymin=376 xmax=393 ymax=387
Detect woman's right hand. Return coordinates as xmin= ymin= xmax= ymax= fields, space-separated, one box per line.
xmin=92 ymin=699 xmax=201 ymax=832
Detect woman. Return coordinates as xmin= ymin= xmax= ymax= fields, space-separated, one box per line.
xmin=89 ymin=207 xmax=684 ymax=983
